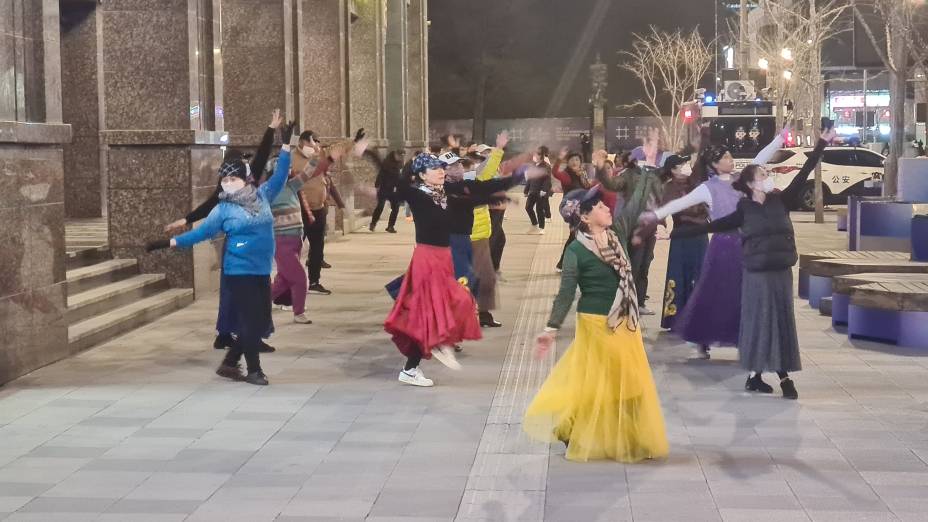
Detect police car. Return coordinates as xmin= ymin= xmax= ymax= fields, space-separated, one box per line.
xmin=762 ymin=146 xmax=884 ymax=211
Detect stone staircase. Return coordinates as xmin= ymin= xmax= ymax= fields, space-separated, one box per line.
xmin=66 ymin=241 xmax=194 ymax=353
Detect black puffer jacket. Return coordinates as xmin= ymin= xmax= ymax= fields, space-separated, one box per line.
xmin=673 ymin=194 xmax=797 ymax=271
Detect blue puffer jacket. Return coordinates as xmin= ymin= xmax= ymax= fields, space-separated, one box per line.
xmin=174 ymin=150 xmax=292 ymax=275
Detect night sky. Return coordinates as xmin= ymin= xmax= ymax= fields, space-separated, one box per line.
xmin=427 ymin=0 xmax=727 ymax=120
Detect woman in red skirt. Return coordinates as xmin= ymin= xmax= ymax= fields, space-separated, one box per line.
xmin=385 ymin=153 xmax=484 ymax=386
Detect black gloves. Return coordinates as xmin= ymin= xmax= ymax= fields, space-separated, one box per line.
xmin=282 ymin=120 xmax=298 ymax=144
xmin=354 ymin=128 xmax=366 ymax=143
xmin=146 ymin=239 xmax=171 ymax=252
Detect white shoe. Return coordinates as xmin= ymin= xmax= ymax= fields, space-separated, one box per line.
xmin=399 ymin=367 xmax=434 ymax=387
xmin=639 ymin=306 xmax=655 ymax=316
xmin=431 ymin=346 xmax=462 ymax=371
xmin=293 ymin=313 xmax=312 ymax=324
xmin=278 ymin=305 xmax=293 ymax=311
xmin=538 ymin=228 xmax=546 ymax=235
xmin=527 ymin=225 xmax=539 ymax=235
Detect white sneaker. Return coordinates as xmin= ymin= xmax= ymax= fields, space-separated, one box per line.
xmin=399 ymin=367 xmax=434 ymax=387
xmin=538 ymin=228 xmax=546 ymax=235
xmin=639 ymin=306 xmax=655 ymax=316
xmin=431 ymin=346 xmax=462 ymax=371
xmin=278 ymin=305 xmax=293 ymax=311
xmin=293 ymin=313 xmax=312 ymax=324
xmin=527 ymin=225 xmax=539 ymax=235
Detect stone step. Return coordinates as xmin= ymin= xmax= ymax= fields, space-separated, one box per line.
xmin=66 ymin=258 xmax=138 ymax=295
xmin=68 ymin=289 xmax=195 ymax=353
xmin=66 ymin=246 xmax=112 ymax=270
xmin=66 ymin=273 xmax=169 ymax=324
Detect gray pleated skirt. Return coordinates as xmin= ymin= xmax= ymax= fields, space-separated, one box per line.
xmin=738 ymin=269 xmax=802 ymax=373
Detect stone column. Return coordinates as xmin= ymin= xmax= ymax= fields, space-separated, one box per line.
xmin=589 ymin=56 xmax=608 ymax=153
xmin=383 ymin=0 xmax=407 ymax=150
xmin=61 ymin=4 xmax=105 ymax=218
xmin=221 ymin=0 xmax=291 ymax=148
xmin=0 ymin=0 xmax=73 ymax=384
xmin=405 ymin=0 xmax=428 ymax=150
xmin=99 ymin=0 xmax=226 ymax=292
xmin=298 ymin=0 xmax=349 ymax=137
xmin=348 ymin=0 xmax=386 ymax=143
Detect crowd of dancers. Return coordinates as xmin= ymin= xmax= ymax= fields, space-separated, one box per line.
xmin=146 ymin=108 xmax=837 ymax=463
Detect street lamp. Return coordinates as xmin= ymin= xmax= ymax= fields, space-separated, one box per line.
xmin=783 ymin=70 xmax=793 ymax=81
xmin=758 ymin=57 xmax=770 ymax=70
xmin=781 ymin=48 xmax=793 ymax=61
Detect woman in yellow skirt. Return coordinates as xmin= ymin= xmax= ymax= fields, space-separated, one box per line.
xmin=525 ymin=182 xmax=669 ymax=463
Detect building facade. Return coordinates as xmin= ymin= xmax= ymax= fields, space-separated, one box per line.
xmin=1 ymin=0 xmax=429 ymax=384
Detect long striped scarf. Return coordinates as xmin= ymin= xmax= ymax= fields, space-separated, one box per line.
xmin=575 ymin=229 xmax=639 ymax=332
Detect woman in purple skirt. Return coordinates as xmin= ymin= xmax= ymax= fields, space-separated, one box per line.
xmin=637 ymin=129 xmax=786 ymax=358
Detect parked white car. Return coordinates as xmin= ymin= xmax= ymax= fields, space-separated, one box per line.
xmin=761 ymin=147 xmax=884 ymax=210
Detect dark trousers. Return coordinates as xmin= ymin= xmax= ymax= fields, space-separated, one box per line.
xmin=556 ymin=229 xmax=577 ymax=269
xmin=304 ymin=208 xmax=328 ymax=285
xmin=222 ymin=275 xmax=271 ymax=373
xmin=371 ymin=192 xmax=400 ymax=230
xmin=630 ymin=234 xmax=657 ymax=306
xmin=525 ymin=194 xmax=550 ymax=229
xmin=489 ymin=208 xmax=506 ymax=271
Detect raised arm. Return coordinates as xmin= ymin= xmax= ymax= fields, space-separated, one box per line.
xmin=781 ymin=131 xmax=833 ymax=205
xmin=751 ymin=127 xmax=787 ymax=166
xmin=259 ymin=147 xmax=292 ymax=202
xmin=185 ymin=185 xmax=221 ymax=225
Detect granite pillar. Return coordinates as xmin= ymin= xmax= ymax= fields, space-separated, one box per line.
xmin=61 ymin=4 xmax=105 ymax=218
xmin=383 ymin=0 xmax=406 ymax=150
xmin=99 ymin=0 xmax=226 ymax=293
xmin=297 ymin=0 xmax=349 ymax=137
xmin=0 ymin=0 xmax=72 ymax=384
xmin=348 ymin=0 xmax=385 ymax=142
xmin=405 ymin=0 xmax=428 ymax=150
xmin=221 ymin=0 xmax=290 ymax=148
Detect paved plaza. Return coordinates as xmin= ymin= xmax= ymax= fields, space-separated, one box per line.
xmin=3 ymin=201 xmax=928 ymax=522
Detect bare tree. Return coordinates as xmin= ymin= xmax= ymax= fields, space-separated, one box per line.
xmin=618 ymin=26 xmax=714 ymax=152
xmin=852 ymin=0 xmax=928 ymax=196
xmin=758 ymin=0 xmax=849 ymax=223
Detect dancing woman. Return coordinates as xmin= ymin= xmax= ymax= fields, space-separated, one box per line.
xmin=670 ymin=129 xmax=835 ymax=398
xmin=657 ymin=155 xmax=708 ymax=332
xmin=637 ymin=129 xmax=787 ymax=357
xmin=147 ymin=122 xmax=297 ymax=385
xmin=524 ymin=187 xmax=668 ymax=463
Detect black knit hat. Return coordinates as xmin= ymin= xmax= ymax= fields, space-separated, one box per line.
xmin=218 ymin=158 xmax=249 ymax=181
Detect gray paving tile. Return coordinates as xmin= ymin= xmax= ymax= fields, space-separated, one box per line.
xmin=369 ymin=488 xmax=462 ymax=518
xmin=104 ymin=498 xmax=201 ymax=514
xmin=17 ymin=496 xmax=115 ymax=513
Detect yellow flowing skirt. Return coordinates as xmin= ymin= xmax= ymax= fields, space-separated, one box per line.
xmin=524 ymin=313 xmax=669 ymax=463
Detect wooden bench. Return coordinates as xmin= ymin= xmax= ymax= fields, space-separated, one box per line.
xmin=805 ymin=258 xmax=928 ymax=309
xmin=848 ymin=281 xmax=928 ymax=348
xmin=798 ymin=251 xmax=910 ymax=299
xmin=830 ymin=273 xmax=928 ymax=325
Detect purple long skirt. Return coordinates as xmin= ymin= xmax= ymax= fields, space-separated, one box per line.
xmin=673 ymin=232 xmax=742 ymax=347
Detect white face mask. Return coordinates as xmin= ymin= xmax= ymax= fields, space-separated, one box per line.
xmin=221 ymin=178 xmax=246 ymax=194
xmin=301 ymin=146 xmax=314 ymax=157
xmin=678 ymin=163 xmax=692 ymax=177
xmin=463 ymin=170 xmax=477 ymax=181
xmin=757 ymin=177 xmax=775 ymax=193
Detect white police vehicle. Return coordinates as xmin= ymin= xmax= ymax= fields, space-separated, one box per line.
xmin=762 ymin=146 xmax=884 ymax=211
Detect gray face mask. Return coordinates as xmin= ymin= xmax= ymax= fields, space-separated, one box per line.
xmin=463 ymin=170 xmax=477 ymax=181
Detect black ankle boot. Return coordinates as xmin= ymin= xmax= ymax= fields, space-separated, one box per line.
xmin=745 ymin=374 xmax=773 ymax=393
xmin=479 ymin=311 xmax=502 ymax=328
xmin=214 ymin=333 xmax=234 ymax=350
xmin=780 ymin=378 xmax=799 ymax=400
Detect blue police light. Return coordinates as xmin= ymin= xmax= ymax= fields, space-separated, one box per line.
xmin=704 ymin=94 xmax=715 ymax=104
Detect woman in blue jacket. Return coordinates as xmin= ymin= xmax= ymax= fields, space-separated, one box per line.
xmin=148 ymin=121 xmax=296 ymax=386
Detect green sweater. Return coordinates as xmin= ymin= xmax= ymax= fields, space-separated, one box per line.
xmin=547 ymin=241 xmax=619 ymax=329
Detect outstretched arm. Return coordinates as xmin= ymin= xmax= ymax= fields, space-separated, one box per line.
xmin=672 ymin=205 xmax=744 ymax=238
xmin=751 ymin=127 xmax=787 ymax=166
xmin=781 ymin=132 xmax=832 ymax=205
xmin=258 ymin=147 xmax=292 ymax=202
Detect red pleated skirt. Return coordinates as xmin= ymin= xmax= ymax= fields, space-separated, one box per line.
xmin=385 ymin=244 xmax=482 ymax=359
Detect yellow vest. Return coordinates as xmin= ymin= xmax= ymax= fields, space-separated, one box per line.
xmin=471 ymin=149 xmax=503 ymax=241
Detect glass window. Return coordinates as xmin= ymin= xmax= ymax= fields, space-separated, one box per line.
xmin=855 ymin=150 xmax=885 ymax=168
xmin=822 ymin=150 xmax=857 ymax=166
